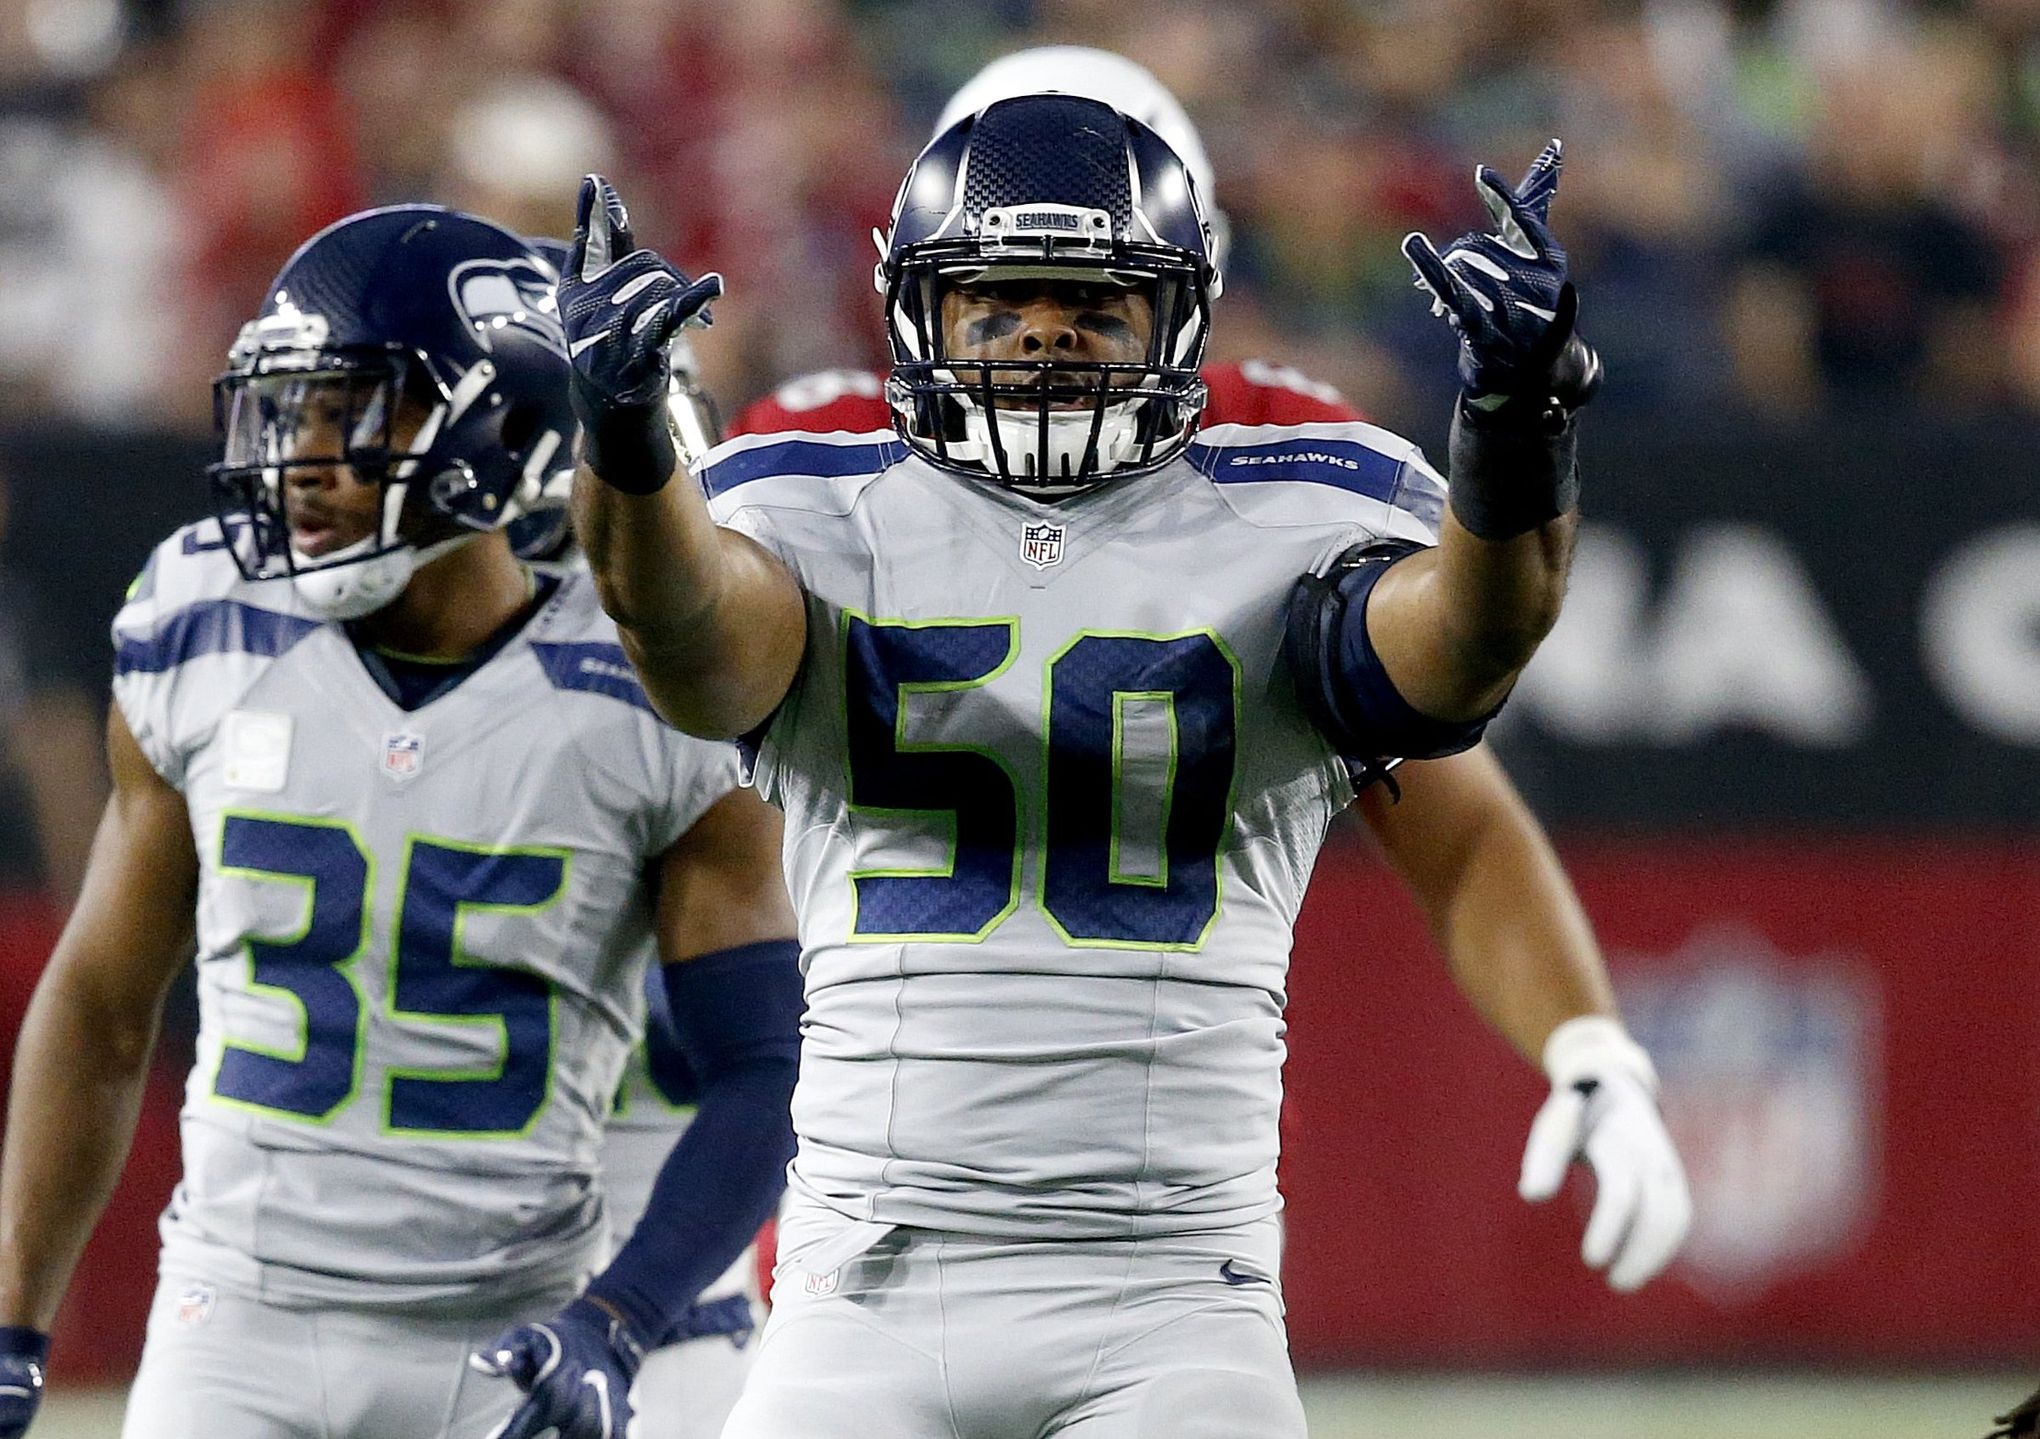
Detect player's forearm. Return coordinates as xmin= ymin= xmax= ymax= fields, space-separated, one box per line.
xmin=582 ymin=941 xmax=801 ymax=1346
xmin=0 ymin=967 xmax=163 ymax=1328
xmin=1361 ymin=750 xmax=1612 ymax=1066
xmin=1365 ymin=510 xmax=1575 ymax=723
xmin=1418 ymin=797 xmax=1610 ymax=1065
xmin=573 ymin=459 xmax=722 ymax=638
xmin=573 ymin=466 xmax=803 ymax=737
xmin=1439 ymin=821 xmax=1612 ymax=1065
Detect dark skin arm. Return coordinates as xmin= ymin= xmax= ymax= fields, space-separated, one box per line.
xmin=575 ymin=783 xmax=798 ymax=1338
xmin=0 ymin=707 xmax=197 ymax=1330
xmin=1364 ymin=509 xmax=1576 ymax=724
xmin=1356 ymin=744 xmax=1612 ymax=1065
xmin=649 ymin=784 xmax=797 ymax=965
xmin=572 ymin=468 xmax=807 ymax=742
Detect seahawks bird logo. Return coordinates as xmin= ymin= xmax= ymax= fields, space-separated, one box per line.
xmin=448 ymin=258 xmax=568 ymax=358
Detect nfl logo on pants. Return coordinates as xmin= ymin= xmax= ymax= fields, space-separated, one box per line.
xmin=1021 ymin=522 xmax=1066 ymax=571
xmin=380 ymin=731 xmax=425 ymax=784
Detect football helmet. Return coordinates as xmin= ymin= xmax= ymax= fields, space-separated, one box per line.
xmin=878 ymin=94 xmax=1222 ymax=494
xmin=208 ymin=205 xmax=574 ymax=619
xmin=935 ymin=46 xmax=1230 ymax=269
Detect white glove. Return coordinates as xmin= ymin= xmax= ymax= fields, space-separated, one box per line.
xmin=1518 ymin=1015 xmax=1692 ymax=1292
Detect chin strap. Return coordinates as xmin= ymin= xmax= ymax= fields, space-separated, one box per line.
xmin=953 ymin=397 xmax=1147 ymax=490
xmin=289 ymin=532 xmax=477 ymax=621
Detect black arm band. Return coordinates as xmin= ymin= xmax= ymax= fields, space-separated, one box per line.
xmin=1445 ymin=395 xmax=1581 ymax=541
xmin=1283 ymin=539 xmax=1496 ymax=763
xmin=572 ymin=377 xmax=677 ymax=496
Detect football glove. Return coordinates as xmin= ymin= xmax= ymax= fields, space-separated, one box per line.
xmin=1402 ymin=141 xmax=1601 ymax=416
xmin=559 ymin=174 xmax=724 ymax=492
xmin=0 ymin=1328 xmax=48 ymax=1439
xmin=1518 ymin=1016 xmax=1692 ymax=1293
xmin=472 ymin=1298 xmax=642 ymax=1439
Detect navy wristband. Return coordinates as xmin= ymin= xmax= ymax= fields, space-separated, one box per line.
xmin=1446 ymin=395 xmax=1581 ymax=541
xmin=572 ymin=378 xmax=676 ymax=496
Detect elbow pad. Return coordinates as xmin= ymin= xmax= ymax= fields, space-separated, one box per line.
xmin=1283 ymin=539 xmax=1495 ymax=763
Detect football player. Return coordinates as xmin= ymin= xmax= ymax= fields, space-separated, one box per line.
xmin=525 ymin=97 xmax=1690 ymax=1439
xmin=732 ymin=38 xmax=1675 ymax=1316
xmin=0 ymin=207 xmax=800 ymax=1439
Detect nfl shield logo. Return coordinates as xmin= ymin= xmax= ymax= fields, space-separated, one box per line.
xmin=1020 ymin=522 xmax=1066 ymax=570
xmin=380 ymin=731 xmax=425 ymax=784
xmin=1617 ymin=925 xmax=1878 ymax=1300
xmin=176 ymin=1282 xmax=215 ymax=1326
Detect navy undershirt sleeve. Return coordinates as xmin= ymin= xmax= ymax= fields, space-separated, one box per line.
xmin=583 ymin=938 xmax=802 ymax=1348
xmin=1284 ymin=541 xmax=1497 ymax=763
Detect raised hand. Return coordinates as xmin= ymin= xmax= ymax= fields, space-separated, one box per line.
xmin=559 ymin=175 xmax=724 ymax=491
xmin=1402 ymin=141 xmax=1601 ymax=414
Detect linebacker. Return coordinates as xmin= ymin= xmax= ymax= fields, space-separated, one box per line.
xmin=507 ymin=98 xmax=1690 ymax=1439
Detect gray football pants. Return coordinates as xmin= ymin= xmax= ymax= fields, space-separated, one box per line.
xmin=719 ymin=1203 xmax=1307 ymax=1439
xmin=119 ymin=1269 xmax=577 ymax=1439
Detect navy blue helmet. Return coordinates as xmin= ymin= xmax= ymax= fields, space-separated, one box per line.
xmin=877 ymin=94 xmax=1223 ymax=493
xmin=209 ymin=205 xmax=574 ymax=617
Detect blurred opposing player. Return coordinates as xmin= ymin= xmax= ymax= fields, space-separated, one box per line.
xmin=538 ymin=96 xmax=1690 ymax=1438
xmin=735 ymin=43 xmax=1678 ymax=1305
xmin=0 ymin=207 xmax=800 ymax=1439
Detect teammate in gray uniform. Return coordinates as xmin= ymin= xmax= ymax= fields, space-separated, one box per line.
xmin=505 ymin=98 xmax=1693 ymax=1439
xmin=0 ymin=207 xmax=801 ymax=1439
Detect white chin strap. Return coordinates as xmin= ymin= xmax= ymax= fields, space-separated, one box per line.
xmin=953 ymin=397 xmax=1145 ymax=492
xmin=289 ymin=533 xmax=476 ymax=621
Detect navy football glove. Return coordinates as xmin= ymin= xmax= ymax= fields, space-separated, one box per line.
xmin=472 ymin=1298 xmax=642 ymax=1439
xmin=0 ymin=1328 xmax=48 ymax=1439
xmin=560 ymin=174 xmax=724 ymax=493
xmin=1402 ymin=141 xmax=1601 ymax=415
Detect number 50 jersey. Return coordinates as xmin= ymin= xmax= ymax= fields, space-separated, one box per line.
xmin=110 ymin=524 xmax=740 ymax=1311
xmin=704 ymin=421 xmax=1443 ymax=1240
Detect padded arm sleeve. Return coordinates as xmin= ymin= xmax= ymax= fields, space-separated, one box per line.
xmin=582 ymin=939 xmax=801 ymax=1348
xmin=1283 ymin=539 xmax=1498 ymax=763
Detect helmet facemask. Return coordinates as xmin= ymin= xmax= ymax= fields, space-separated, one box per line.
xmin=878 ymin=96 xmax=1223 ymax=499
xmin=208 ymin=345 xmax=488 ymax=618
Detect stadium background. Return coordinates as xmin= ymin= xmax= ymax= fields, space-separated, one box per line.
xmin=0 ymin=0 xmax=2036 ymax=1433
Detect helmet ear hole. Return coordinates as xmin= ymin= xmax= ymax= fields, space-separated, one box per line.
xmin=497 ymin=400 xmax=542 ymax=460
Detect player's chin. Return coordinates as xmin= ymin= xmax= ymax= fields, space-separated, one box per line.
xmin=289 ymin=521 xmax=375 ymax=558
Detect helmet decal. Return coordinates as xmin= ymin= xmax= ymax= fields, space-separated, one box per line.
xmin=448 ymin=257 xmax=568 ymax=358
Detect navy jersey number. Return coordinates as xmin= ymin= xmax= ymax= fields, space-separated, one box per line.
xmin=843 ymin=618 xmax=1240 ymax=949
xmin=215 ymin=815 xmax=371 ymax=1120
xmin=385 ymin=840 xmax=567 ymax=1137
xmin=213 ymin=814 xmax=566 ymax=1135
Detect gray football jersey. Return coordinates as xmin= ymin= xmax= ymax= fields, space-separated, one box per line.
xmin=703 ymin=420 xmax=1443 ymax=1238
xmin=111 ymin=525 xmax=740 ymax=1309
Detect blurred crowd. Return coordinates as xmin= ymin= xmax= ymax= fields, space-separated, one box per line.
xmin=3 ymin=0 xmax=2040 ymax=433
xmin=3 ymin=0 xmax=2040 ymax=897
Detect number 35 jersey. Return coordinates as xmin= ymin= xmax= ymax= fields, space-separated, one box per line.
xmin=703 ymin=422 xmax=1444 ymax=1239
xmin=109 ymin=524 xmax=740 ymax=1309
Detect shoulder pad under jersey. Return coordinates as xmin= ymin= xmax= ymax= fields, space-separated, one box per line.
xmin=1186 ymin=420 xmax=1445 ymax=540
xmin=699 ymin=427 xmax=906 ymax=522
